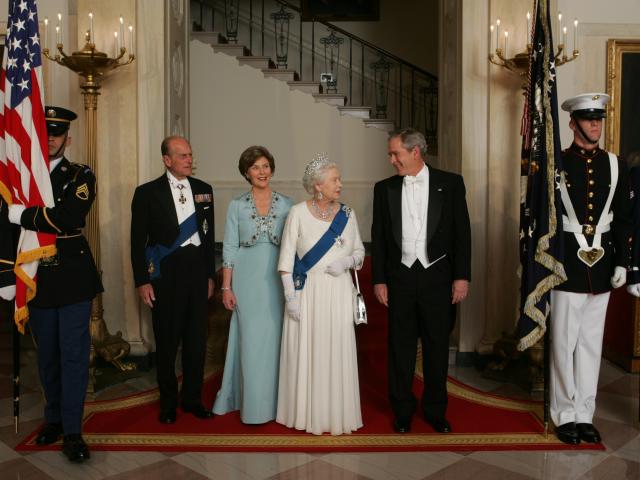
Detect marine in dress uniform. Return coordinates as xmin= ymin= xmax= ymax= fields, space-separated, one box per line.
xmin=7 ymin=106 xmax=102 ymax=463
xmin=551 ymin=94 xmax=633 ymax=445
xmin=130 ymin=136 xmax=215 ymax=424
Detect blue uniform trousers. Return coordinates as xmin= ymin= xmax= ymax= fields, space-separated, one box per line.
xmin=29 ymin=301 xmax=91 ymax=435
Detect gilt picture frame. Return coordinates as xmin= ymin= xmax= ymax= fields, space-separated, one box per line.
xmin=605 ymin=39 xmax=640 ymax=159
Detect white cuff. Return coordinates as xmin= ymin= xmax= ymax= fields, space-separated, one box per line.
xmin=8 ymin=204 xmax=25 ymax=225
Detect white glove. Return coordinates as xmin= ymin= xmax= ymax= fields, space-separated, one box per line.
xmin=627 ymin=283 xmax=640 ymax=297
xmin=8 ymin=204 xmax=25 ymax=225
xmin=0 ymin=285 xmax=16 ymax=301
xmin=325 ymin=254 xmax=363 ymax=277
xmin=610 ymin=266 xmax=627 ymax=289
xmin=281 ymin=273 xmax=300 ymax=322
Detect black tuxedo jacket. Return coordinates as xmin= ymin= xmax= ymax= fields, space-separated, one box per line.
xmin=371 ymin=166 xmax=471 ymax=284
xmin=130 ymin=174 xmax=215 ymax=287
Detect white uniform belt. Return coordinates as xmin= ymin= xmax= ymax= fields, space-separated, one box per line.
xmin=562 ymin=213 xmax=612 ymax=234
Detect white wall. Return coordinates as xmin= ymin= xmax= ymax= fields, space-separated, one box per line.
xmin=189 ymin=39 xmax=395 ymax=242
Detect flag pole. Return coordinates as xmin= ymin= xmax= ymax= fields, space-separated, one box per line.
xmin=12 ymin=321 xmax=20 ymax=433
xmin=544 ymin=324 xmax=550 ymax=437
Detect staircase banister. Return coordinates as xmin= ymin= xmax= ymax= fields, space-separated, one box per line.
xmin=275 ymin=0 xmax=437 ymax=81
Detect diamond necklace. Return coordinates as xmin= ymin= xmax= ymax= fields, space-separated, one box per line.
xmin=311 ymin=199 xmax=335 ymax=220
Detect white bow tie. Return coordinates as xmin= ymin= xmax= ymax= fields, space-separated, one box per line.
xmin=404 ymin=175 xmax=423 ymax=186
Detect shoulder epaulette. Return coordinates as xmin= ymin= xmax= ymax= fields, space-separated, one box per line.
xmin=69 ymin=162 xmax=92 ymax=182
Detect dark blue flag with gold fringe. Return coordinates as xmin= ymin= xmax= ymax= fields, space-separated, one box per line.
xmin=517 ymin=0 xmax=567 ymax=351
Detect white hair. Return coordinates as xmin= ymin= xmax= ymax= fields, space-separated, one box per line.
xmin=302 ymin=153 xmax=338 ymax=195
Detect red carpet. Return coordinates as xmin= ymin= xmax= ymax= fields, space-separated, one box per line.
xmin=16 ymin=259 xmax=604 ymax=452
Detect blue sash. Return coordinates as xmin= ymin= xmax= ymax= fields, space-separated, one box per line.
xmin=292 ymin=204 xmax=349 ymax=290
xmin=145 ymin=212 xmax=198 ymax=281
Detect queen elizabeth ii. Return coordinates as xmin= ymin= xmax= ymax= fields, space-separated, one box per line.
xmin=276 ymin=154 xmax=365 ymax=435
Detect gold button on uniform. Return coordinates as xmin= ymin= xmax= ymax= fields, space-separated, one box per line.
xmin=587 ymin=158 xmax=592 ymax=164
xmin=588 ymin=192 xmax=594 ymax=198
xmin=588 ymin=204 xmax=594 ymax=210
xmin=589 ymin=216 xmax=594 ymax=222
xmin=588 ymin=169 xmax=594 ymax=174
xmin=589 ymin=180 xmax=595 ymax=185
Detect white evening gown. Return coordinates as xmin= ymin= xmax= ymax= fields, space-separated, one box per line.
xmin=276 ymin=202 xmax=364 ymax=435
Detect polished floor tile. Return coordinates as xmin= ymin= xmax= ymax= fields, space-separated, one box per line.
xmin=423 ymin=457 xmax=536 ymax=479
xmin=171 ymin=452 xmax=315 ymax=480
xmin=267 ymin=459 xmax=374 ymax=480
xmin=613 ymin=434 xmax=640 ymax=463
xmin=320 ymin=452 xmax=464 ymax=480
xmin=25 ymin=450 xmax=169 ymax=480
xmin=2 ymin=456 xmax=56 ymax=480
xmin=102 ymin=458 xmax=210 ymax=479
xmin=577 ymin=455 xmax=640 ymax=479
xmin=469 ymin=450 xmax=609 ymax=480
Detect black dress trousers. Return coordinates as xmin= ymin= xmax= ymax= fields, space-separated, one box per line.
xmin=387 ymin=258 xmax=453 ymax=422
xmin=151 ymin=244 xmax=208 ymax=411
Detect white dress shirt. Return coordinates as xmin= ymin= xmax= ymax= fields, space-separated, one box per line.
xmin=401 ymin=164 xmax=444 ymax=269
xmin=167 ymin=171 xmax=201 ymax=247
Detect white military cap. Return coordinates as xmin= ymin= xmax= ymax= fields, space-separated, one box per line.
xmin=560 ymin=93 xmax=610 ymax=119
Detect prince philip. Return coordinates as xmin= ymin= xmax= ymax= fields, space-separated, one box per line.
xmin=131 ymin=135 xmax=215 ymax=424
xmin=371 ymin=128 xmax=471 ymax=434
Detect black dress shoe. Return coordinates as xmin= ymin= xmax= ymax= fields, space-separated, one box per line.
xmin=158 ymin=409 xmax=177 ymax=424
xmin=555 ymin=422 xmax=580 ymax=445
xmin=393 ymin=417 xmax=411 ymax=433
xmin=577 ymin=423 xmax=602 ymax=443
xmin=426 ymin=418 xmax=452 ymax=433
xmin=35 ymin=423 xmax=63 ymax=445
xmin=182 ymin=404 xmax=214 ymax=419
xmin=62 ymin=434 xmax=90 ymax=463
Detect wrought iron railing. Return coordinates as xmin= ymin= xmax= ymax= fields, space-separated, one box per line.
xmin=190 ymin=0 xmax=438 ymax=152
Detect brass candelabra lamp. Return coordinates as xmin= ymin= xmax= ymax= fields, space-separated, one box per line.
xmin=43 ymin=28 xmax=136 ymax=393
xmin=488 ymin=12 xmax=579 ymax=78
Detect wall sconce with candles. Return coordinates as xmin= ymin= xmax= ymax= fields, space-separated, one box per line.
xmin=488 ymin=9 xmax=579 ymax=77
xmin=42 ymin=11 xmax=137 ymax=392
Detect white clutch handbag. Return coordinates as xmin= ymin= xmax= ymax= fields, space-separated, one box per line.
xmin=353 ymin=268 xmax=367 ymax=325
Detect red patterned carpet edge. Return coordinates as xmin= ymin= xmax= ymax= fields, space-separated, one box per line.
xmin=15 ymin=258 xmax=604 ymax=452
xmin=15 ymin=372 xmax=603 ymax=452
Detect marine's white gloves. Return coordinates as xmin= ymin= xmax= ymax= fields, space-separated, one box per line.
xmin=611 ymin=266 xmax=627 ymax=289
xmin=325 ymin=254 xmax=363 ymax=277
xmin=627 ymin=283 xmax=640 ymax=297
xmin=281 ymin=273 xmax=300 ymax=322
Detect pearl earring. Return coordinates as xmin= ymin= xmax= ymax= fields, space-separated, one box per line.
xmin=317 ymin=191 xmax=323 ymax=200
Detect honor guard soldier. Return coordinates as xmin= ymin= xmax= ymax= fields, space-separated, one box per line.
xmin=551 ymin=93 xmax=633 ymax=445
xmin=7 ymin=106 xmax=103 ymax=463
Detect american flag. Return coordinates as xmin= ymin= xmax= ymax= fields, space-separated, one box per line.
xmin=516 ymin=0 xmax=567 ymax=350
xmin=0 ymin=0 xmax=56 ymax=332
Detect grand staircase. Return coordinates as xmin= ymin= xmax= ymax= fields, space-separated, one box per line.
xmin=192 ymin=30 xmax=395 ymax=132
xmin=190 ymin=0 xmax=438 ymax=151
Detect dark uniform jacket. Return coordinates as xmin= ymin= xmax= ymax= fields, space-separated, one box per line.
xmin=557 ymin=143 xmax=633 ymax=293
xmin=130 ymin=174 xmax=215 ymax=287
xmin=0 ymin=197 xmax=18 ymax=289
xmin=629 ymin=166 xmax=640 ymax=285
xmin=371 ymin=165 xmax=472 ymax=285
xmin=17 ymin=158 xmax=103 ymax=307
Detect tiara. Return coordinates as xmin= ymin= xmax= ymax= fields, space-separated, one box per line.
xmin=304 ymin=152 xmax=331 ymax=178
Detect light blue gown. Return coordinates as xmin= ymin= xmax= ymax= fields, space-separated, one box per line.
xmin=213 ymin=191 xmax=292 ymax=423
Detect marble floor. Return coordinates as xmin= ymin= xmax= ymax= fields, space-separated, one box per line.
xmin=0 ymin=342 xmax=638 ymax=479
